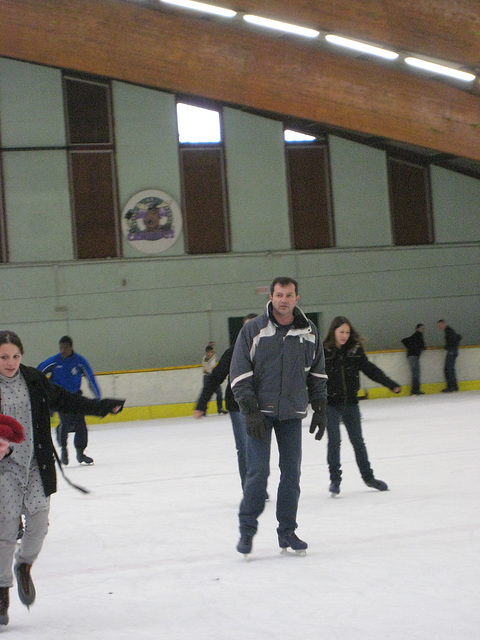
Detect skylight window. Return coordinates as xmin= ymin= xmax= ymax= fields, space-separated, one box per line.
xmin=284 ymin=130 xmax=316 ymax=142
xmin=176 ymin=103 xmax=221 ymax=143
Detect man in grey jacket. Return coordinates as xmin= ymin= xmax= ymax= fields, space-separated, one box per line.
xmin=230 ymin=276 xmax=327 ymax=556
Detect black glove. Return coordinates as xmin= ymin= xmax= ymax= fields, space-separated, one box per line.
xmin=309 ymin=398 xmax=327 ymax=441
xmin=239 ymin=397 xmax=269 ymax=440
xmin=97 ymin=398 xmax=125 ymax=417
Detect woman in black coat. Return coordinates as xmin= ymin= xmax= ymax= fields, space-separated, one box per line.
xmin=323 ymin=317 xmax=401 ymax=496
xmin=0 ymin=330 xmax=124 ymax=627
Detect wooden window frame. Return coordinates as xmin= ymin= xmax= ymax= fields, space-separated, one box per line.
xmin=285 ymin=139 xmax=335 ymax=250
xmin=63 ymin=72 xmax=121 ymax=259
xmin=388 ymin=154 xmax=434 ymax=246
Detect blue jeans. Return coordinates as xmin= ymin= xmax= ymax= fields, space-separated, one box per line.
xmin=326 ymin=404 xmax=374 ymax=484
xmin=229 ymin=411 xmax=248 ymax=490
xmin=239 ymin=417 xmax=302 ymax=536
xmin=444 ymin=350 xmax=458 ymax=391
xmin=407 ymin=355 xmax=421 ymax=394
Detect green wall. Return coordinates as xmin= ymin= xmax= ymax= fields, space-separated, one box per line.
xmin=0 ymin=58 xmax=478 ymax=372
xmin=329 ymin=136 xmax=392 ymax=248
xmin=224 ymin=108 xmax=291 ymax=252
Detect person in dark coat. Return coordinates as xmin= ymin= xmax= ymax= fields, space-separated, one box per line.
xmin=200 ymin=345 xmax=227 ymax=415
xmin=0 ymin=330 xmax=124 ymax=627
xmin=323 ymin=316 xmax=401 ymax=496
xmin=437 ymin=319 xmax=462 ymax=392
xmin=230 ymin=277 xmax=327 ymax=556
xmin=193 ymin=314 xmax=258 ymax=491
xmin=401 ymin=323 xmax=426 ymax=395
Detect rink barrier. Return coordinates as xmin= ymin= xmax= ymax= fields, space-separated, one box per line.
xmin=61 ymin=346 xmax=479 ymax=424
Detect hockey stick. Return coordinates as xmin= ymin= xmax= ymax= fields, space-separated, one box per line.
xmin=53 ymin=446 xmax=90 ymax=494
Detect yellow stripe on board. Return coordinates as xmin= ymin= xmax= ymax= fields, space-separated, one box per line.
xmin=49 ymin=383 xmax=480 ymax=428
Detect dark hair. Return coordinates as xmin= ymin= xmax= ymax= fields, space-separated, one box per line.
xmin=205 ymin=346 xmax=214 ymax=354
xmin=323 ymin=316 xmax=364 ymax=350
xmin=243 ymin=313 xmax=258 ymax=323
xmin=270 ymin=276 xmax=298 ymax=295
xmin=0 ymin=330 xmax=25 ymax=354
xmin=59 ymin=335 xmax=73 ymax=346
xmin=437 ymin=319 xmax=445 ymax=324
xmin=416 ymin=323 xmax=425 ymax=329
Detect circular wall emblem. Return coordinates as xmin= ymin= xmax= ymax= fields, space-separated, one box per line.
xmin=122 ymin=189 xmax=182 ymax=254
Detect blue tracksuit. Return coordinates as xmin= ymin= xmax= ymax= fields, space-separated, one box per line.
xmin=37 ymin=352 xmax=101 ymax=398
xmin=37 ymin=351 xmax=101 ymax=452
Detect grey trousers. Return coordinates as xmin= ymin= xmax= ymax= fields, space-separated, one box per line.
xmin=0 ymin=508 xmax=50 ymax=587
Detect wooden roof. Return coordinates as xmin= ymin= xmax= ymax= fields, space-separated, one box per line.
xmin=1 ymin=0 xmax=479 ymax=173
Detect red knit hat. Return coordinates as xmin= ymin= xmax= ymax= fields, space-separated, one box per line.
xmin=0 ymin=414 xmax=25 ymax=443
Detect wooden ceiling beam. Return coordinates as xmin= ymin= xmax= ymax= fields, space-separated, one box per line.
xmin=237 ymin=0 xmax=480 ymax=69
xmin=0 ymin=0 xmax=479 ymax=161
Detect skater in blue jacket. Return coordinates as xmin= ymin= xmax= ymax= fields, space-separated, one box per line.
xmin=38 ymin=336 xmax=102 ymax=465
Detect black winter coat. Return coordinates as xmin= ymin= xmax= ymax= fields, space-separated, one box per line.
xmin=401 ymin=331 xmax=426 ymax=357
xmin=20 ymin=364 xmax=123 ymax=497
xmin=444 ymin=326 xmax=462 ymax=351
xmin=324 ymin=344 xmax=399 ymax=406
xmin=196 ymin=345 xmax=238 ymax=413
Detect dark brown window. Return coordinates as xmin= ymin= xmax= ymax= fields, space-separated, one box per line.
xmin=64 ymin=73 xmax=120 ymax=259
xmin=69 ymin=151 xmax=119 ymax=259
xmin=286 ymin=142 xmax=334 ymax=249
xmin=180 ymin=146 xmax=230 ymax=254
xmin=388 ymin=156 xmax=434 ymax=245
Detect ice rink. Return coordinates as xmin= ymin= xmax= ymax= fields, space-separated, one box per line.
xmin=4 ymin=391 xmax=480 ymax=639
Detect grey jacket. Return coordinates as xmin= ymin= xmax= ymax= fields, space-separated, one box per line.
xmin=230 ymin=302 xmax=327 ymax=421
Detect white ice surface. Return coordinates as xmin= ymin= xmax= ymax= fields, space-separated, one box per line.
xmin=4 ymin=391 xmax=480 ymax=639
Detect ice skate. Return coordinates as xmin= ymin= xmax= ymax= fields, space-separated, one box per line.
xmin=278 ymin=531 xmax=308 ymax=556
xmin=329 ymin=481 xmax=340 ymax=497
xmin=15 ymin=563 xmax=36 ymax=608
xmin=76 ymin=449 xmax=94 ymax=464
xmin=365 ymin=478 xmax=388 ymax=491
xmin=236 ymin=534 xmax=253 ymax=557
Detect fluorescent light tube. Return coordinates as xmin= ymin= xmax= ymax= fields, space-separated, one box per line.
xmin=243 ymin=14 xmax=319 ymax=38
xmin=405 ymin=57 xmax=475 ymax=82
xmin=160 ymin=0 xmax=236 ymax=18
xmin=325 ymin=35 xmax=398 ymax=60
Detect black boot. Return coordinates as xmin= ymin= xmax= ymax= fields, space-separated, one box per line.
xmin=329 ymin=481 xmax=341 ymax=496
xmin=365 ymin=478 xmax=389 ymax=491
xmin=278 ymin=531 xmax=308 ymax=554
xmin=236 ymin=534 xmax=253 ymax=555
xmin=15 ymin=563 xmax=36 ymax=607
xmin=0 ymin=587 xmax=9 ymax=625
xmin=76 ymin=449 xmax=94 ymax=464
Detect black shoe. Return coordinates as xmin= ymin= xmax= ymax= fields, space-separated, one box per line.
xmin=236 ymin=535 xmax=253 ymax=555
xmin=0 ymin=587 xmax=9 ymax=626
xmin=441 ymin=388 xmax=457 ymax=393
xmin=365 ymin=478 xmax=389 ymax=491
xmin=76 ymin=450 xmax=94 ymax=464
xmin=278 ymin=531 xmax=308 ymax=551
xmin=329 ymin=481 xmax=341 ymax=496
xmin=218 ymin=409 xmax=228 ymax=415
xmin=15 ymin=563 xmax=36 ymax=607
xmin=61 ymin=446 xmax=69 ymax=465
